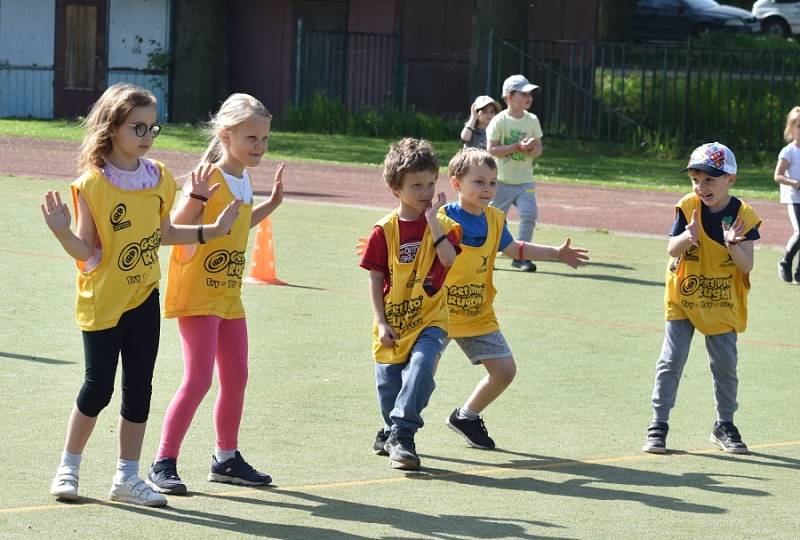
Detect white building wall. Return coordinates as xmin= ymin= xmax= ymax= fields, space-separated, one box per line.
xmin=108 ymin=0 xmax=169 ymax=69
xmin=0 ymin=0 xmax=55 ymax=117
xmin=0 ymin=0 xmax=55 ymax=66
xmin=108 ymin=0 xmax=170 ymax=121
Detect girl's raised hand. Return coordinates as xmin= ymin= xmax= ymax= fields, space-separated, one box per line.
xmin=41 ymin=191 xmax=71 ymax=235
xmin=557 ymin=237 xmax=589 ymax=269
xmin=190 ymin=162 xmax=220 ymax=200
xmin=212 ymin=199 xmax=241 ymax=236
xmin=722 ymin=217 xmax=746 ymax=246
xmin=425 ymin=192 xmax=447 ymax=223
xmin=268 ymin=163 xmax=285 ymax=206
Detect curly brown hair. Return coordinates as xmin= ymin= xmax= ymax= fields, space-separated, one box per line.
xmin=382 ymin=138 xmax=439 ymax=191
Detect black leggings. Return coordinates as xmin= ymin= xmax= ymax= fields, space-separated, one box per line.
xmin=76 ymin=289 xmax=160 ymax=423
xmin=784 ymin=203 xmax=800 ymax=265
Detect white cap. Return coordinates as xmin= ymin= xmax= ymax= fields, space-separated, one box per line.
xmin=681 ymin=142 xmax=737 ymax=176
xmin=472 ymin=95 xmax=501 ymax=112
xmin=502 ymin=74 xmax=540 ymax=97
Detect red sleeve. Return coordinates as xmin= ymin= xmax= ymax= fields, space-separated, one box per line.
xmin=359 ymin=226 xmax=388 ymax=275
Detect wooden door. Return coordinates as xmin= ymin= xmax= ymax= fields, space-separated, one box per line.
xmin=53 ymin=0 xmax=107 ymax=118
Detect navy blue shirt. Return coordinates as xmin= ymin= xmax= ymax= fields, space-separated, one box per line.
xmin=670 ymin=196 xmax=760 ymax=245
xmin=444 ymin=202 xmax=515 ymax=250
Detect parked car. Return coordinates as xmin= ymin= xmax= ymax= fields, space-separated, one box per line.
xmin=752 ymin=0 xmax=800 ymax=37
xmin=632 ymin=0 xmax=761 ymax=41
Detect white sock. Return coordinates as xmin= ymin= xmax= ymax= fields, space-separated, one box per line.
xmin=215 ymin=448 xmax=237 ymax=463
xmin=57 ymin=450 xmax=82 ymax=476
xmin=458 ymin=406 xmax=480 ymax=420
xmin=113 ymin=459 xmax=139 ymax=484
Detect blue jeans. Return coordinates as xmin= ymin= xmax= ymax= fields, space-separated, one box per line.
xmin=374 ymin=326 xmax=446 ymax=439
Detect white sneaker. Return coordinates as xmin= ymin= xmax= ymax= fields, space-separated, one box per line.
xmin=50 ymin=468 xmax=79 ymax=500
xmin=109 ymin=475 xmax=167 ymax=507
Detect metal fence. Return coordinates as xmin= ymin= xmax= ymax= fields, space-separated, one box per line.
xmin=488 ymin=37 xmax=800 ymax=151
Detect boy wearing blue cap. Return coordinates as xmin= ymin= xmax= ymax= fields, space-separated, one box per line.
xmin=643 ymin=142 xmax=761 ymax=455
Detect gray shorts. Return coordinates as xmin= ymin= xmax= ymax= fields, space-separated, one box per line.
xmin=445 ymin=330 xmax=513 ymax=365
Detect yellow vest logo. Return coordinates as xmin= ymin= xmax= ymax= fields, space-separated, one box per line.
xmin=110 ymin=203 xmax=131 ymax=231
xmin=679 ymin=274 xmax=733 ymax=301
xmin=204 ymin=249 xmax=246 ymax=278
xmin=118 ymin=229 xmax=162 ymax=271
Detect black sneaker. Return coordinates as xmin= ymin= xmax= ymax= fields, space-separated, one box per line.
xmin=710 ymin=421 xmax=749 ymax=454
xmin=795 ymin=271 xmax=800 ymax=284
xmin=384 ymin=433 xmax=420 ymax=470
xmin=511 ymin=259 xmax=537 ymax=272
xmin=779 ymin=260 xmax=792 ymax=283
xmin=208 ymin=451 xmax=272 ymax=486
xmin=642 ymin=421 xmax=669 ymax=454
xmin=446 ymin=408 xmax=495 ymax=449
xmin=147 ymin=458 xmax=188 ymax=495
xmin=373 ymin=429 xmax=389 ymax=456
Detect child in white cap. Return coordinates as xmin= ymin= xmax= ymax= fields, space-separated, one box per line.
xmin=643 ymin=142 xmax=761 ymax=456
xmin=486 ymin=74 xmax=543 ymax=272
xmin=460 ymin=95 xmax=502 ymax=150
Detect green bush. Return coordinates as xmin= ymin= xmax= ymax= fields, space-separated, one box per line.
xmin=279 ymin=93 xmax=462 ymax=141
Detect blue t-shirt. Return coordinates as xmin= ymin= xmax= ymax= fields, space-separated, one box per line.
xmin=444 ymin=202 xmax=514 ymax=250
xmin=670 ymin=196 xmax=760 ymax=245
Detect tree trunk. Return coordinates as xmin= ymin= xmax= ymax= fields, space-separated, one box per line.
xmin=169 ymin=0 xmax=228 ymax=123
xmin=596 ymin=0 xmax=637 ymax=41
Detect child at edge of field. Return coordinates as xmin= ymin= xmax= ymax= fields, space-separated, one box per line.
xmin=358 ymin=138 xmax=462 ymax=470
xmin=460 ymin=95 xmax=502 ymax=150
xmin=41 ymin=83 xmax=240 ymax=507
xmin=146 ymin=93 xmax=285 ymax=494
xmin=486 ymin=74 xmax=543 ymax=272
xmin=441 ymin=148 xmax=588 ymax=449
xmin=774 ymin=106 xmax=800 ymax=284
xmin=643 ymin=142 xmax=761 ymax=456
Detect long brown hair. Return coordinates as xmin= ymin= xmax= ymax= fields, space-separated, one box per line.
xmin=77 ymin=83 xmax=157 ymax=173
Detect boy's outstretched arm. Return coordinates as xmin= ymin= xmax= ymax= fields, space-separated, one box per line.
xmin=501 ymin=237 xmax=588 ymax=268
xmin=369 ymin=270 xmax=397 ymax=347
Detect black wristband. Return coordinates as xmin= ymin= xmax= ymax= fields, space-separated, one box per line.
xmin=189 ymin=192 xmax=208 ymax=202
xmin=198 ymin=225 xmax=206 ymax=244
xmin=433 ymin=234 xmax=447 ymax=248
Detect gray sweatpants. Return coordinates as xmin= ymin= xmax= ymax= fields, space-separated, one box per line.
xmin=650 ymin=318 xmax=739 ymax=423
xmin=490 ymin=181 xmax=537 ymax=245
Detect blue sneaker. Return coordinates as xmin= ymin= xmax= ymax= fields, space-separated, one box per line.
xmin=208 ymin=451 xmax=272 ymax=486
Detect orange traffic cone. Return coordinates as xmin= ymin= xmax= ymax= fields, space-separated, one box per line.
xmin=244 ymin=216 xmax=287 ymax=286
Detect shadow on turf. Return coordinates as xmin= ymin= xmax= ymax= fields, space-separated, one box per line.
xmin=692 ymin=450 xmax=800 ymax=471
xmin=100 ymin=490 xmax=576 ymax=540
xmin=493 ymin=268 xmax=663 ymax=287
xmin=0 ymin=351 xmax=73 ymax=365
xmin=413 ymin=449 xmax=769 ymax=514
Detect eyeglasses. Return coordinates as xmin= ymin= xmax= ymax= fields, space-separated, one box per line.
xmin=128 ymin=123 xmax=161 ymax=138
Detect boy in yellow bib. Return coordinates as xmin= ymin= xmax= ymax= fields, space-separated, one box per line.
xmin=643 ymin=142 xmax=761 ymax=455
xmin=359 ymin=138 xmax=461 ymax=470
xmin=441 ymin=149 xmax=588 ymax=449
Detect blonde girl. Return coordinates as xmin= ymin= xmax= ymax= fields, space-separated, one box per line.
xmin=775 ymin=106 xmax=800 ymax=283
xmin=147 ymin=94 xmax=284 ymax=494
xmin=41 ymin=83 xmax=240 ymax=506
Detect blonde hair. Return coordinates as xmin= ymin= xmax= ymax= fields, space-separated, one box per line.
xmin=448 ymin=147 xmax=497 ymax=179
xmin=382 ymin=138 xmax=439 ymax=191
xmin=784 ymin=106 xmax=800 ymax=142
xmin=77 ymin=83 xmax=156 ymax=173
xmin=200 ymin=93 xmax=272 ymax=165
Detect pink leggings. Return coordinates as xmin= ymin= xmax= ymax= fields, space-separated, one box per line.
xmin=156 ymin=316 xmax=248 ymax=459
